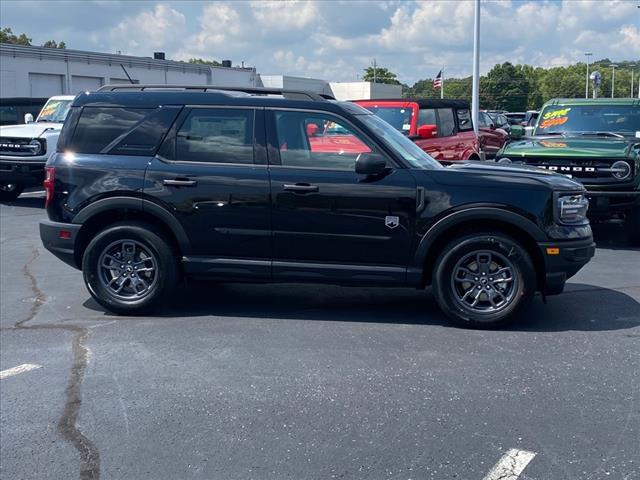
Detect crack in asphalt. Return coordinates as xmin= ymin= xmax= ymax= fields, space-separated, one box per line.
xmin=7 ymin=247 xmax=101 ymax=480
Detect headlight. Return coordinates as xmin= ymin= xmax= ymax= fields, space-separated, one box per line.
xmin=610 ymin=160 xmax=631 ymax=180
xmin=27 ymin=139 xmax=45 ymax=156
xmin=497 ymin=157 xmax=512 ymax=164
xmin=557 ymin=194 xmax=589 ymax=224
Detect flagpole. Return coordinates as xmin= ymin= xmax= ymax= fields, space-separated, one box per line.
xmin=441 ymin=66 xmax=444 ymax=99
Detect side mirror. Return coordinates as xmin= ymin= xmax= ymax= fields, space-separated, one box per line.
xmin=509 ymin=125 xmax=524 ymax=139
xmin=417 ymin=124 xmax=437 ymax=139
xmin=524 ymin=126 xmax=535 ymax=137
xmin=24 ymin=113 xmax=34 ymax=124
xmin=489 ymin=123 xmax=496 ymax=130
xmin=355 ymin=153 xmax=387 ymax=175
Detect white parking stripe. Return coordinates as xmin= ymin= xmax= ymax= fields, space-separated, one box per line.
xmin=0 ymin=363 xmax=42 ymax=380
xmin=483 ymin=449 xmax=537 ymax=480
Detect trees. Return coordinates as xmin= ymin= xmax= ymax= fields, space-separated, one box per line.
xmin=42 ymin=40 xmax=66 ymax=49
xmin=0 ymin=27 xmax=31 ymax=45
xmin=188 ymin=58 xmax=222 ymax=67
xmin=362 ymin=66 xmax=401 ymax=85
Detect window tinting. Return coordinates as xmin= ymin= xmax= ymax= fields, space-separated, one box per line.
xmin=436 ymin=108 xmax=456 ymax=136
xmin=418 ymin=108 xmax=436 ymax=127
xmin=274 ymin=111 xmax=372 ymax=170
xmin=71 ymin=107 xmax=151 ymax=154
xmin=176 ymin=109 xmax=254 ymax=164
xmin=456 ymin=109 xmax=473 ymax=131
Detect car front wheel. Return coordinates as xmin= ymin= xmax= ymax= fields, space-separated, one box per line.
xmin=0 ymin=182 xmax=24 ymax=201
xmin=82 ymin=222 xmax=178 ymax=315
xmin=432 ymin=232 xmax=536 ymax=328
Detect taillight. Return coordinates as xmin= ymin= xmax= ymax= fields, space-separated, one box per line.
xmin=44 ymin=166 xmax=55 ymax=208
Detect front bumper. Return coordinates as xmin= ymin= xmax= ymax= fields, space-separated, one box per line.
xmin=0 ymin=159 xmax=46 ymax=187
xmin=537 ymin=237 xmax=596 ymax=295
xmin=39 ymin=220 xmax=82 ymax=269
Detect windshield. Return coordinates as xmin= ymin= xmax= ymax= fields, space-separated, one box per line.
xmin=37 ymin=99 xmax=73 ymax=123
xmin=535 ymin=104 xmax=640 ymax=136
xmin=361 ymin=106 xmax=414 ymax=135
xmin=358 ymin=114 xmax=442 ymax=170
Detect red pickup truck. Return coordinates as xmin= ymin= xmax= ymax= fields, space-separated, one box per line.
xmin=354 ymin=99 xmax=508 ymax=162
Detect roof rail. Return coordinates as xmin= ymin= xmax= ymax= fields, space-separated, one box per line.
xmin=95 ymin=84 xmax=334 ymax=101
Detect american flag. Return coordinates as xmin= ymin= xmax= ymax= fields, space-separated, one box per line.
xmin=433 ymin=70 xmax=442 ymax=89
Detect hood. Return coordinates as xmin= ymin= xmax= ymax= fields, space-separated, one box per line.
xmin=0 ymin=122 xmax=63 ymax=139
xmin=501 ymin=136 xmax=634 ymax=159
xmin=431 ymin=161 xmax=584 ymax=191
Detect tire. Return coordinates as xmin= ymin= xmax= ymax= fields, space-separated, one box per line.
xmin=432 ymin=232 xmax=536 ymax=328
xmin=0 ymin=183 xmax=24 ymax=201
xmin=625 ymin=207 xmax=640 ymax=246
xmin=82 ymin=221 xmax=178 ymax=315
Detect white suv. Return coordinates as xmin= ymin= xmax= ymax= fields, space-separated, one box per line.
xmin=0 ymin=95 xmax=75 ymax=200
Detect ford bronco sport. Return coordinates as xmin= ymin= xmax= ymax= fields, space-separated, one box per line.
xmin=497 ymin=98 xmax=640 ymax=245
xmin=40 ymin=85 xmax=595 ymax=327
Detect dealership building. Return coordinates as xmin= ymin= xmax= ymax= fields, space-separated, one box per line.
xmin=0 ymin=43 xmax=400 ymax=102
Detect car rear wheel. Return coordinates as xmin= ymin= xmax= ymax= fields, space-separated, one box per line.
xmin=82 ymin=222 xmax=178 ymax=314
xmin=0 ymin=182 xmax=24 ymax=201
xmin=432 ymin=232 xmax=536 ymax=328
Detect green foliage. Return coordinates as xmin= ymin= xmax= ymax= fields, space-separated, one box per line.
xmin=188 ymin=58 xmax=222 ymax=67
xmin=42 ymin=40 xmax=66 ymax=49
xmin=0 ymin=27 xmax=31 ymax=45
xmin=362 ymin=66 xmax=401 ymax=85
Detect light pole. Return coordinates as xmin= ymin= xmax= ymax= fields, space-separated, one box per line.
xmin=584 ymin=52 xmax=592 ymax=98
xmin=610 ymin=64 xmax=617 ymax=98
xmin=471 ymin=0 xmax=480 ymax=137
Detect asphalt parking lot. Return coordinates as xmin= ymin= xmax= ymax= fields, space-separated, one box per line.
xmin=1 ymin=192 xmax=639 ymax=480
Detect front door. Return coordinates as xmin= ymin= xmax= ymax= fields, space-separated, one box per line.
xmin=145 ymin=106 xmax=271 ymax=279
xmin=266 ymin=109 xmax=417 ymax=285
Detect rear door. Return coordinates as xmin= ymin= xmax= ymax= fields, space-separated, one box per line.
xmin=145 ymin=106 xmax=272 ymax=279
xmin=266 ymin=108 xmax=417 ymax=285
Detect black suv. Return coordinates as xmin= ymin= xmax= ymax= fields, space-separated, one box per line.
xmin=40 ymin=85 xmax=595 ymax=327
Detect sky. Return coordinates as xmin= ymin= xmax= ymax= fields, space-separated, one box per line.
xmin=1 ymin=0 xmax=638 ymax=85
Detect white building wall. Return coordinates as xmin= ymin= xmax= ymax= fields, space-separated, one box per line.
xmin=329 ymin=82 xmax=402 ymax=101
xmin=0 ymin=44 xmax=257 ymax=98
xmin=259 ymin=75 xmax=333 ymax=96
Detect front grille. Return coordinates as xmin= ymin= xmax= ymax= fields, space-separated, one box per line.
xmin=0 ymin=137 xmax=44 ymax=157
xmin=512 ymin=157 xmax=634 ymax=183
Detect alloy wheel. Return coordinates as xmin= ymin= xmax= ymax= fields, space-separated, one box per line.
xmin=97 ymin=239 xmax=158 ymax=300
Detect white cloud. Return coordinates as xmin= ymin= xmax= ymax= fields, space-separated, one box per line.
xmin=250 ymin=0 xmax=317 ymax=30
xmin=110 ymin=3 xmax=185 ymax=53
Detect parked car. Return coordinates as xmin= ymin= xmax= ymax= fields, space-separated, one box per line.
xmin=0 ymin=97 xmax=48 ymax=126
xmin=0 ymin=95 xmax=75 ymax=200
xmin=505 ymin=112 xmax=526 ymax=126
xmin=353 ymin=99 xmax=481 ymax=163
xmin=40 ymin=85 xmax=595 ymax=327
xmin=477 ymin=110 xmax=510 ymax=157
xmin=497 ymin=98 xmax=640 ymax=244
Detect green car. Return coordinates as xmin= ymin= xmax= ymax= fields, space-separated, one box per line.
xmin=496 ymin=98 xmax=640 ymax=245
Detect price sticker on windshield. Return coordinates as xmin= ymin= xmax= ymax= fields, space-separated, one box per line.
xmin=539 ymin=108 xmax=571 ymax=129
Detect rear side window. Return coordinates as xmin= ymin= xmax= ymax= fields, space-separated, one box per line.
xmin=418 ymin=108 xmax=436 ymax=127
xmin=175 ymin=108 xmax=255 ymax=164
xmin=69 ymin=106 xmax=179 ymax=155
xmin=436 ymin=108 xmax=456 ymax=136
xmin=456 ymin=109 xmax=473 ymax=131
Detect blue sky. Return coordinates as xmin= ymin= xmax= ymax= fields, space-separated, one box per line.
xmin=1 ymin=0 xmax=638 ymax=84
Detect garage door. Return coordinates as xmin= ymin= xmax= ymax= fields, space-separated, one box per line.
xmin=72 ymin=75 xmax=103 ymax=93
xmin=29 ymin=73 xmax=64 ymax=97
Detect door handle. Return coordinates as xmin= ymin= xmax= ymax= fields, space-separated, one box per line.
xmin=163 ymin=178 xmax=197 ymax=187
xmin=283 ymin=183 xmax=319 ymax=193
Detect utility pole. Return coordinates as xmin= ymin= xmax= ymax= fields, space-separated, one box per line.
xmin=471 ymin=0 xmax=480 ymax=137
xmin=372 ymin=58 xmax=377 ymax=84
xmin=441 ymin=66 xmax=444 ymax=100
xmin=610 ymin=64 xmax=617 ymax=98
xmin=632 ymin=69 xmax=635 ymax=98
xmin=584 ymin=52 xmax=592 ymax=98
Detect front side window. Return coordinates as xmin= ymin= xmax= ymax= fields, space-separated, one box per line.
xmin=418 ymin=108 xmax=437 ymax=128
xmin=274 ymin=111 xmax=371 ymax=170
xmin=436 ymin=108 xmax=456 ymax=136
xmin=176 ymin=108 xmax=255 ymax=164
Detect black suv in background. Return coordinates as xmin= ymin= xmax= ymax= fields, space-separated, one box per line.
xmin=40 ymin=85 xmax=595 ymax=327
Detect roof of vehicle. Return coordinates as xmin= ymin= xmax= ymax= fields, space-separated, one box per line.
xmin=71 ymin=86 xmax=365 ymax=116
xmin=542 ymin=98 xmax=640 ymax=107
xmin=354 ymin=98 xmax=471 ymax=109
xmin=48 ymin=95 xmax=76 ymax=101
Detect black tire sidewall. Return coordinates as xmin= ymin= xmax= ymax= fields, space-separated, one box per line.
xmin=433 ymin=233 xmax=536 ymax=328
xmin=625 ymin=207 xmax=640 ymax=246
xmin=82 ymin=222 xmax=177 ymax=314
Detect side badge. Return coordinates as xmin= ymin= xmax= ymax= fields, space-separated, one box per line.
xmin=385 ymin=215 xmax=400 ymax=229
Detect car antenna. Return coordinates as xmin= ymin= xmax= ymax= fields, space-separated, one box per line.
xmin=120 ymin=64 xmax=135 ymax=84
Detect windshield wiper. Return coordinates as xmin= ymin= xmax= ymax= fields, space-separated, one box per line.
xmin=579 ymin=131 xmax=625 ymax=139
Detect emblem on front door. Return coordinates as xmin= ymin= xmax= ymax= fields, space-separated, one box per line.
xmin=385 ymin=216 xmax=400 ymax=229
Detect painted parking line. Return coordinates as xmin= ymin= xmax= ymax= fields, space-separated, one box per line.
xmin=0 ymin=363 xmax=42 ymax=380
xmin=483 ymin=448 xmax=537 ymax=480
